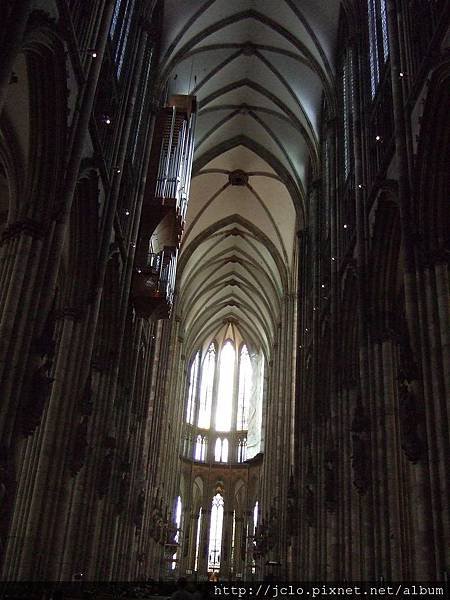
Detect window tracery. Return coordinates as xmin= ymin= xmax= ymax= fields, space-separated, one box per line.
xmin=184 ymin=336 xmax=259 ymax=464
xmin=198 ymin=343 xmax=215 ymax=429
xmin=216 ymin=340 xmax=235 ymax=431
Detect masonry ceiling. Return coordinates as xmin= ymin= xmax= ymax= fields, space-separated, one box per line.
xmin=159 ymin=0 xmax=340 ymax=356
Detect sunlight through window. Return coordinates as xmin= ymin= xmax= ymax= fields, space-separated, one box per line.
xmin=186 ymin=352 xmax=199 ymax=424
xmin=216 ymin=341 xmax=235 ymax=431
xmin=198 ymin=344 xmax=215 ymax=428
xmin=171 ymin=496 xmax=182 ymax=570
xmin=237 ymin=345 xmax=252 ymax=430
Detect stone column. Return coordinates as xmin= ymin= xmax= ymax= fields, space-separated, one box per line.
xmin=0 ymin=221 xmax=47 ymax=439
xmin=197 ymin=506 xmax=211 ymax=579
xmin=221 ymin=507 xmax=234 ymax=580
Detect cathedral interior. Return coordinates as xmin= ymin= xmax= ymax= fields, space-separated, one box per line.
xmin=0 ymin=0 xmax=449 ymax=583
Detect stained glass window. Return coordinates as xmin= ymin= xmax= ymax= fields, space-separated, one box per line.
xmin=343 ymin=48 xmax=354 ymax=179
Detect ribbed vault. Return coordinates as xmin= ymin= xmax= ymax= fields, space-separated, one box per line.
xmin=160 ymin=0 xmax=340 ymax=358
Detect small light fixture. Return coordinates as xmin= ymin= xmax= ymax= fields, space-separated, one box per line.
xmin=343 ymin=223 xmax=348 ymax=229
xmin=131 ymin=242 xmax=136 ymax=248
xmin=399 ymin=71 xmax=404 ymax=78
xmin=305 ymin=328 xmax=309 ymax=333
xmin=375 ymin=134 xmax=381 ymax=142
xmin=321 ymin=284 xmax=325 ymax=288
xmin=137 ymin=268 xmax=142 ymax=273
xmin=103 ymin=115 xmax=111 ymax=125
xmin=125 ymin=210 xmax=130 ymax=216
xmin=331 ymin=256 xmax=336 ymax=261
xmin=358 ymin=183 xmax=364 ymax=189
xmin=114 ymin=166 xmax=121 ymax=174
xmin=299 ymin=345 xmax=303 ymax=349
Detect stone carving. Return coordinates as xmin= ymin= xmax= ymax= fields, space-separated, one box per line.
xmin=21 ymin=306 xmax=57 ymax=436
xmin=395 ymin=326 xmax=425 ymax=463
xmin=166 ymin=517 xmax=178 ymax=546
xmin=150 ymin=500 xmax=163 ymax=541
xmin=253 ymin=506 xmax=278 ymax=556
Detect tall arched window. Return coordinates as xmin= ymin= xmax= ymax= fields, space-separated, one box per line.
xmin=208 ymin=493 xmax=224 ymax=572
xmin=216 ymin=341 xmax=235 ymax=431
xmin=186 ymin=352 xmax=200 ymax=424
xmin=342 ymin=46 xmax=354 ymax=179
xmin=237 ymin=344 xmax=252 ymax=430
xmin=109 ymin=0 xmax=137 ymax=77
xmin=131 ymin=41 xmax=154 ymax=164
xmin=198 ymin=344 xmax=215 ymax=428
xmin=214 ymin=438 xmax=228 ymax=462
xmin=214 ymin=438 xmax=221 ymax=462
xmin=110 ymin=0 xmax=125 ymax=38
xmin=184 ymin=334 xmax=261 ymax=464
xmin=368 ymin=0 xmax=389 ymax=97
xmin=238 ymin=438 xmax=247 ymax=462
xmin=222 ymin=438 xmax=229 ymax=462
xmin=195 ymin=435 xmax=206 ymax=461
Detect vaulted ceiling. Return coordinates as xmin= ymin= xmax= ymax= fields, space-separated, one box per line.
xmin=158 ymin=0 xmax=340 ymax=358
